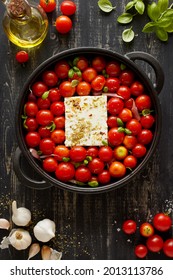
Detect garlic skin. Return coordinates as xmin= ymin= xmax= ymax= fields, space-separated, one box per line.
xmin=12 ymin=201 xmax=31 ymax=227
xmin=9 ymin=229 xmax=32 ymax=250
xmin=0 ymin=218 xmax=10 ymax=230
xmin=33 ymin=219 xmax=55 ymax=242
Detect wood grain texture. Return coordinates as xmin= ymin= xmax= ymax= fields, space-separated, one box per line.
xmin=0 ymin=0 xmax=173 ymax=260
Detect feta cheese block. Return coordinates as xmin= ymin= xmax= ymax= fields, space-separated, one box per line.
xmin=64 ymin=95 xmax=108 ymax=146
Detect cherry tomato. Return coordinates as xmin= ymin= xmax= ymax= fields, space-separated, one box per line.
xmin=50 ymin=101 xmax=65 ymax=116
xmin=54 ymin=60 xmax=70 ymax=79
xmin=114 ymin=146 xmax=128 ymax=160
xmin=126 ymin=119 xmax=142 ymax=136
xmin=88 ymin=158 xmax=104 ymax=174
xmin=119 ymin=69 xmax=134 ymax=86
xmin=76 ymin=81 xmax=91 ymax=96
xmin=55 ymin=15 xmax=72 ymax=34
xmin=24 ymin=118 xmax=38 ymax=131
xmin=130 ymin=81 xmax=144 ymax=96
xmin=117 ymin=85 xmax=131 ymax=100
xmin=153 ymin=213 xmax=172 ymax=232
xmin=82 ymin=67 xmax=97 ymax=83
xmin=132 ymin=144 xmax=147 ymax=158
xmin=146 ymin=234 xmax=164 ymax=252
xmin=134 ymin=244 xmax=148 ymax=258
xmin=55 ymin=162 xmax=75 ymax=181
xmin=122 ymin=219 xmax=137 ymax=234
xmin=51 ymin=129 xmax=65 ymax=144
xmin=109 ymin=161 xmax=126 ymax=178
xmin=25 ymin=132 xmax=40 ymax=147
xmin=69 ymin=146 xmax=87 ymax=162
xmin=16 ymin=51 xmax=29 ymax=63
xmin=86 ymin=147 xmax=99 ymax=158
xmin=32 ymin=81 xmax=48 ymax=97
xmin=92 ymin=56 xmax=106 ymax=72
xmin=36 ymin=110 xmax=54 ymax=126
xmin=106 ymin=61 xmax=121 ymax=77
xmin=137 ymin=129 xmax=153 ymax=145
xmin=43 ymin=157 xmax=58 ymax=172
xmin=139 ymin=222 xmax=154 ymax=237
xmin=118 ymin=108 xmax=132 ymax=122
xmin=140 ymin=114 xmax=155 ymax=129
xmin=75 ymin=166 xmax=91 ymax=183
xmin=98 ymin=146 xmax=113 ymax=162
xmin=104 ymin=77 xmax=120 ymax=92
xmin=108 ymin=127 xmax=124 ymax=146
xmin=38 ymin=126 xmax=51 ymax=138
xmin=54 ymin=145 xmax=70 ymax=161
xmin=39 ymin=0 xmax=56 ymax=12
xmin=24 ymin=102 xmax=38 ymax=117
xmin=59 ymin=81 xmax=75 ymax=97
xmin=60 ymin=0 xmax=76 ymax=16
xmin=107 ymin=116 xmax=118 ymax=128
xmin=107 ymin=97 xmax=124 ymax=115
xmin=42 ymin=70 xmax=58 ymax=87
xmin=48 ymin=88 xmax=61 ymax=102
xmin=123 ymin=155 xmax=137 ymax=169
xmin=75 ymin=56 xmax=88 ymax=71
xmin=98 ymin=170 xmax=111 ymax=184
xmin=37 ymin=97 xmax=50 ymax=109
xmin=163 ymin=239 xmax=173 ymax=258
xmin=135 ymin=95 xmax=152 ymax=111
xmin=123 ymin=135 xmax=137 ymax=150
xmin=91 ymin=75 xmax=106 ymax=91
xmin=39 ymin=138 xmax=55 ymax=155
xmin=54 ymin=116 xmax=65 ymax=129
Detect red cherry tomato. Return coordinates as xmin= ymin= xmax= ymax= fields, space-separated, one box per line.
xmin=24 ymin=118 xmax=38 ymax=131
xmin=153 ymin=213 xmax=172 ymax=232
xmin=122 ymin=219 xmax=137 ymax=234
xmin=104 ymin=77 xmax=120 ymax=93
xmin=16 ymin=51 xmax=29 ymax=63
xmin=43 ymin=157 xmax=58 ymax=172
xmin=139 ymin=222 xmax=154 ymax=237
xmin=134 ymin=244 xmax=148 ymax=258
xmin=123 ymin=155 xmax=137 ymax=169
xmin=108 ymin=127 xmax=124 ymax=146
xmin=54 ymin=116 xmax=65 ymax=129
xmin=126 ymin=119 xmax=142 ymax=136
xmin=140 ymin=114 xmax=155 ymax=129
xmin=107 ymin=116 xmax=118 ymax=128
xmin=137 ymin=129 xmax=153 ymax=145
xmin=107 ymin=97 xmax=124 ymax=115
xmin=54 ymin=60 xmax=70 ymax=79
xmin=119 ymin=69 xmax=134 ymax=86
xmin=132 ymin=144 xmax=147 ymax=158
xmin=98 ymin=146 xmax=113 ymax=162
xmin=36 ymin=110 xmax=54 ymax=126
xmin=88 ymin=158 xmax=104 ymax=174
xmin=38 ymin=126 xmax=51 ymax=138
xmin=25 ymin=132 xmax=40 ymax=147
xmin=60 ymin=1 xmax=76 ymax=16
xmin=91 ymin=75 xmax=106 ymax=92
xmin=123 ymin=135 xmax=137 ymax=150
xmin=51 ymin=129 xmax=65 ymax=144
xmin=74 ymin=56 xmax=88 ymax=71
xmin=69 ymin=146 xmax=87 ymax=162
xmin=92 ymin=56 xmax=106 ymax=72
xmin=75 ymin=166 xmax=91 ymax=183
xmin=50 ymin=101 xmax=65 ymax=116
xmin=130 ymin=81 xmax=144 ymax=96
xmin=39 ymin=0 xmax=56 ymax=12
xmin=39 ymin=138 xmax=55 ymax=155
xmin=82 ymin=67 xmax=97 ymax=83
xmin=54 ymin=145 xmax=70 ymax=161
xmin=163 ymin=239 xmax=173 ymax=258
xmin=32 ymin=81 xmax=48 ymax=97
xmin=98 ymin=170 xmax=111 ymax=184
xmin=117 ymin=85 xmax=131 ymax=100
xmin=146 ymin=234 xmax=164 ymax=252
xmin=76 ymin=81 xmax=91 ymax=96
xmin=86 ymin=147 xmax=99 ymax=158
xmin=55 ymin=15 xmax=72 ymax=34
xmin=106 ymin=61 xmax=121 ymax=77
xmin=48 ymin=88 xmax=61 ymax=102
xmin=135 ymin=95 xmax=152 ymax=111
xmin=55 ymin=162 xmax=75 ymax=182
xmin=118 ymin=108 xmax=132 ymax=122
xmin=24 ymin=102 xmax=38 ymax=117
xmin=37 ymin=97 xmax=50 ymax=109
xmin=59 ymin=81 xmax=75 ymax=97
xmin=109 ymin=161 xmax=126 ymax=178
xmin=42 ymin=71 xmax=58 ymax=87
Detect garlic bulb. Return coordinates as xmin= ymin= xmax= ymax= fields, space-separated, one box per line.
xmin=9 ymin=229 xmax=32 ymax=250
xmin=12 ymin=200 xmax=31 ymax=226
xmin=33 ymin=219 xmax=55 ymax=242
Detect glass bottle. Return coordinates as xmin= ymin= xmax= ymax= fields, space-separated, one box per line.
xmin=1 ymin=0 xmax=49 ymax=48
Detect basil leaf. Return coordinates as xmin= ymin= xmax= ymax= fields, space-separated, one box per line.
xmin=158 ymin=0 xmax=169 ymax=13
xmin=142 ymin=22 xmax=156 ymax=33
xmin=157 ymin=17 xmax=171 ymax=28
xmin=122 ymin=27 xmax=135 ymax=42
xmin=117 ymin=13 xmax=133 ymax=24
xmin=165 ymin=21 xmax=173 ymax=32
xmin=147 ymin=3 xmax=160 ymax=21
xmin=125 ymin=1 xmax=135 ymax=11
xmin=98 ymin=0 xmax=115 ymax=13
xmin=155 ymin=27 xmax=168 ymax=41
xmin=163 ymin=9 xmax=173 ymax=17
xmin=135 ymin=1 xmax=145 ymax=15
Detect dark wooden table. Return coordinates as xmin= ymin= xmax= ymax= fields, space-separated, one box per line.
xmin=0 ymin=0 xmax=173 ymax=260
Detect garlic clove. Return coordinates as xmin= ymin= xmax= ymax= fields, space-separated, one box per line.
xmin=33 ymin=218 xmax=55 ymax=243
xmin=0 ymin=218 xmax=10 ymax=230
xmin=50 ymin=248 xmax=62 ymax=260
xmin=28 ymin=243 xmax=40 ymax=260
xmin=9 ymin=228 xmax=32 ymax=250
xmin=41 ymin=245 xmax=52 ymax=260
xmin=12 ymin=200 xmax=31 ymax=227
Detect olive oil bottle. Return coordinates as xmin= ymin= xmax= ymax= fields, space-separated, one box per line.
xmin=1 ymin=0 xmax=48 ymax=48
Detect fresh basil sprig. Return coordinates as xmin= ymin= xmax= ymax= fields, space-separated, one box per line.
xmin=142 ymin=0 xmax=173 ymax=41
xmin=98 ymin=0 xmax=116 ymax=13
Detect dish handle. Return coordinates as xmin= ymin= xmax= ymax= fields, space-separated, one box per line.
xmin=13 ymin=147 xmax=53 ymax=190
xmin=125 ymin=51 xmax=164 ymax=95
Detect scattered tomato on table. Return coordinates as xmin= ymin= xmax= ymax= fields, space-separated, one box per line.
xmin=39 ymin=0 xmax=56 ymax=13
xmin=60 ymin=0 xmax=77 ymax=16
xmin=16 ymin=51 xmax=29 ymax=63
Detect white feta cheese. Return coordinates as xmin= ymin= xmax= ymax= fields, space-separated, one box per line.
xmin=64 ymin=95 xmax=108 ymax=146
